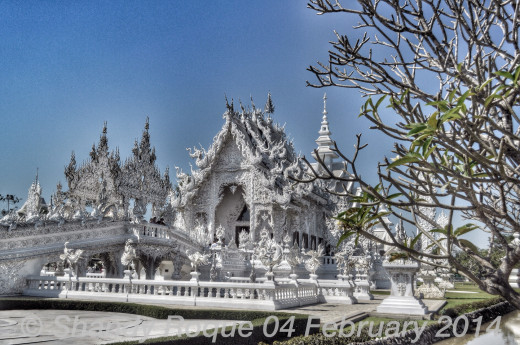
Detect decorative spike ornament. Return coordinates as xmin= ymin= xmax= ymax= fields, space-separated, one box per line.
xmin=264 ymin=92 xmax=275 ymax=114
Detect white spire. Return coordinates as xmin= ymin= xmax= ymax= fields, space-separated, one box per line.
xmin=312 ymin=93 xmax=338 ymax=167
xmin=323 ymin=93 xmax=328 ymax=118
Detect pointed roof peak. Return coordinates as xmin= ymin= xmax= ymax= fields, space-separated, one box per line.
xmin=224 ymin=94 xmax=235 ymax=115
xmin=265 ymin=92 xmax=275 ymax=114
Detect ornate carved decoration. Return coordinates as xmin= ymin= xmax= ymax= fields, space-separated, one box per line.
xmin=0 ymin=259 xmax=28 ymax=295
xmin=304 ymin=244 xmax=324 ymax=275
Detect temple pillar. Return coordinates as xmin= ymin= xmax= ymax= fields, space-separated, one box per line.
xmin=111 ymin=249 xmax=125 ymax=278
xmin=171 ymin=255 xmax=185 ymax=280
xmin=76 ymin=257 xmax=89 ymax=277
xmin=138 ymin=254 xmax=162 ymax=280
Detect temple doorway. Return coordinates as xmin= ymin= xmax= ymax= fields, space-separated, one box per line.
xmin=235 ymin=205 xmax=250 ymax=247
xmin=214 ymin=184 xmax=250 ymax=245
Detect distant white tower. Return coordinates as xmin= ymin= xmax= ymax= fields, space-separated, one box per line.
xmin=312 ymin=93 xmax=338 ymax=170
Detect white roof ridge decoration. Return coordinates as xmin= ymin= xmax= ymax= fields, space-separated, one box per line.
xmin=175 ymin=94 xmax=310 ymax=208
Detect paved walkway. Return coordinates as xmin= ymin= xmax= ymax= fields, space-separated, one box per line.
xmin=0 ymin=309 xmax=246 ymax=345
xmin=284 ymin=296 xmax=444 ymax=324
xmin=0 ymin=296 xmax=446 ymax=344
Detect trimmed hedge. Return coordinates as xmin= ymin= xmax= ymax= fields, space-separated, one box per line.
xmin=440 ymin=296 xmax=505 ymax=318
xmin=268 ymin=299 xmax=516 ymax=345
xmin=110 ymin=314 xmax=312 ymax=345
xmin=267 ymin=319 xmax=429 ymax=345
xmin=0 ymin=298 xmax=289 ymax=321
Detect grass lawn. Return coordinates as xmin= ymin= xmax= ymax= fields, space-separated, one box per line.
xmin=370 ymin=290 xmax=390 ymax=295
xmin=340 ymin=283 xmax=502 ymax=335
xmin=440 ymin=282 xmax=497 ymax=311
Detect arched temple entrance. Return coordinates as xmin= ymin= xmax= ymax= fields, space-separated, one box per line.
xmin=214 ymin=184 xmax=250 ymax=246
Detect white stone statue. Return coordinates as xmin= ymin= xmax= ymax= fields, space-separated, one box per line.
xmin=334 ymin=244 xmax=355 ymax=278
xmin=216 ymin=224 xmax=225 ymax=244
xmin=286 ymin=242 xmax=303 ymax=282
xmin=121 ymin=239 xmax=137 ymax=270
xmin=304 ymin=244 xmax=324 ymax=279
xmin=186 ymin=249 xmax=210 ymax=281
xmin=254 ymin=228 xmax=283 ymax=281
xmin=238 ymin=229 xmax=252 ymax=249
xmin=353 ymin=255 xmax=374 ymax=300
xmin=59 ymin=242 xmax=84 ymax=277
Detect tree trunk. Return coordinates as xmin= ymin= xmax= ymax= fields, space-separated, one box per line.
xmin=480 ymin=275 xmax=520 ymax=310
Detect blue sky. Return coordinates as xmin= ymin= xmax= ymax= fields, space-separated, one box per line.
xmin=0 ymin=1 xmax=386 ymax=200
xmin=0 ymin=1 xmax=487 ymax=246
xmin=0 ymin=0 xmax=492 ymax=245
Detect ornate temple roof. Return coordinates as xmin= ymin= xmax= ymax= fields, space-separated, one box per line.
xmin=64 ymin=122 xmax=122 ymax=206
xmin=64 ymin=119 xmax=171 ymax=209
xmin=172 ymin=94 xmax=317 ymax=208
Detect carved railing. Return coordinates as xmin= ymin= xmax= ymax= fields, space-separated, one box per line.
xmin=0 ymin=220 xmax=129 ymax=260
xmin=140 ymin=224 xmax=171 ymax=239
xmin=133 ymin=224 xmax=201 ymax=253
xmin=39 ymin=270 xmax=57 ymax=276
xmin=23 ymin=275 xmax=319 ymax=310
xmin=322 ymin=256 xmax=336 ymax=265
xmin=297 ymin=278 xmax=357 ymax=304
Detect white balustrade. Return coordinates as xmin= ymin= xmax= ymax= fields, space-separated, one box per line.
xmin=322 ymin=256 xmax=336 ymax=265
xmin=86 ymin=272 xmax=106 ymax=278
xmin=23 ymin=275 xmax=320 ymax=310
xmin=298 ymin=278 xmax=357 ymax=304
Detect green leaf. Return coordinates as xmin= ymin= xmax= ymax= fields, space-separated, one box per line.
xmin=458 ymin=239 xmax=480 ymax=254
xmin=457 ymin=90 xmax=474 ymax=106
xmin=431 ymin=228 xmax=448 ymax=235
xmin=387 ymin=153 xmax=422 ymax=169
xmin=448 ymin=88 xmax=457 ymax=103
xmin=427 ymin=113 xmax=438 ymax=129
xmin=389 ymin=252 xmax=409 ymax=261
xmin=514 ymin=65 xmax=520 ymax=83
xmin=410 ymin=233 xmax=422 ymax=248
xmin=485 ymin=92 xmax=503 ymax=108
xmin=407 ymin=124 xmax=428 ymax=136
xmin=495 ymin=70 xmax=515 ymax=81
xmin=337 ymin=231 xmax=356 ymax=247
xmin=454 ymin=224 xmax=479 ymax=237
xmin=375 ymin=95 xmax=387 ymax=109
xmin=386 ymin=192 xmax=403 ymax=200
xmin=424 ymin=144 xmax=437 ymax=159
xmin=478 ymin=77 xmax=494 ymax=91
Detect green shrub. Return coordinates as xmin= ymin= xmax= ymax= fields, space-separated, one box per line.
xmin=441 ymin=297 xmax=504 ymax=318
xmin=110 ymin=315 xmax=312 ymax=345
xmin=0 ymin=298 xmax=292 ymax=321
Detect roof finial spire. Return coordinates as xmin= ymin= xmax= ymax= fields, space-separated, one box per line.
xmin=35 ymin=167 xmax=39 ymax=183
xmin=322 ymin=93 xmax=328 ymax=119
xmin=312 ymin=93 xmax=338 ymax=167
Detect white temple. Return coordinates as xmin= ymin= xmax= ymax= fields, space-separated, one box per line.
xmin=0 ymin=93 xmax=397 ymax=308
